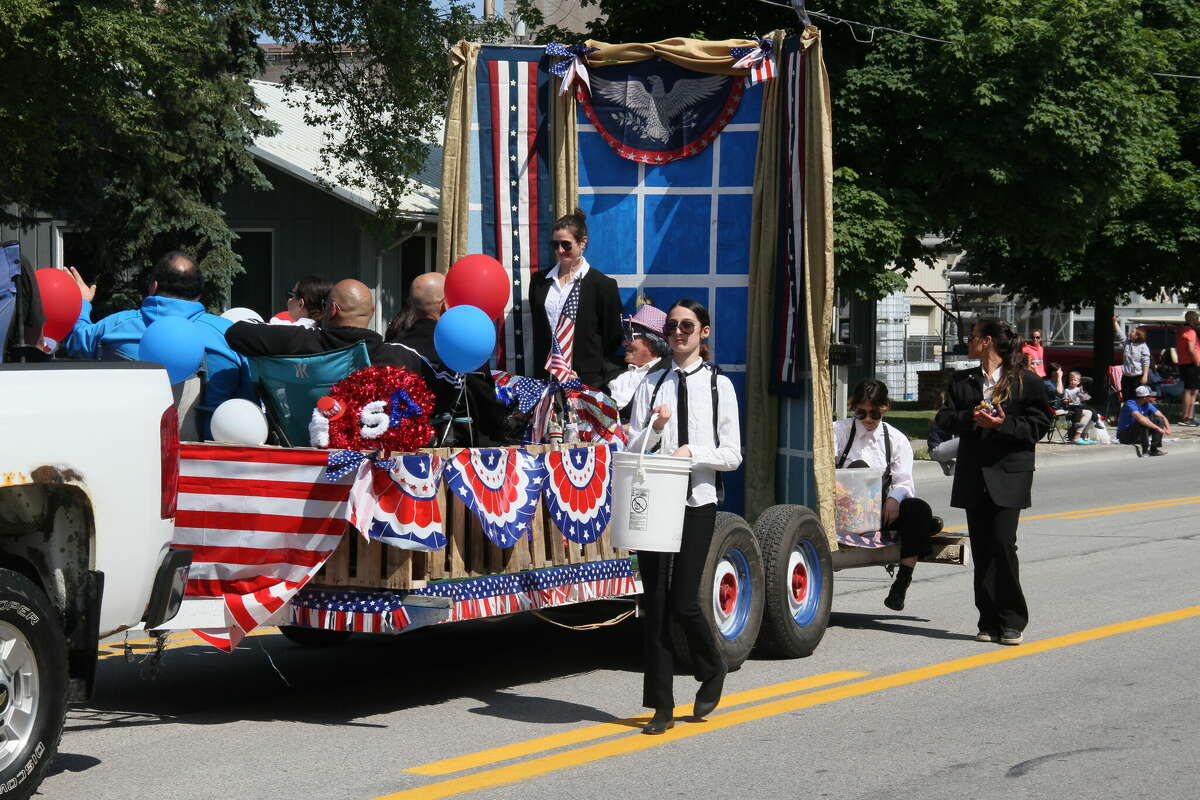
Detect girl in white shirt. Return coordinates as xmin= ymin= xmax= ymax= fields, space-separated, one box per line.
xmin=627 ymin=299 xmax=741 ymax=735
xmin=833 ymin=379 xmax=934 ymax=612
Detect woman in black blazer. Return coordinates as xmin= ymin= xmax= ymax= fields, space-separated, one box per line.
xmin=935 ymin=317 xmax=1051 ymax=646
xmin=529 ymin=209 xmax=624 ymax=390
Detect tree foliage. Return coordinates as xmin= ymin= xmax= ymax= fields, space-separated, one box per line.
xmin=0 ymin=0 xmax=276 ymax=311
xmin=267 ymin=1 xmax=508 ymax=234
xmin=513 ymin=0 xmax=1200 ymax=308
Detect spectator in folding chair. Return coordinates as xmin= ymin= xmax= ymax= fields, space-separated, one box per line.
xmin=1062 ymin=369 xmax=1095 ymax=444
xmin=1041 ymin=362 xmax=1069 ymax=442
xmin=1116 ymin=385 xmax=1170 ymax=457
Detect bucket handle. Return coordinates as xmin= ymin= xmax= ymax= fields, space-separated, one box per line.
xmin=635 ymin=412 xmax=659 ymax=480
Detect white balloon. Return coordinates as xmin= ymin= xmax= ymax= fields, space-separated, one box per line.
xmin=210 ymin=398 xmax=269 ymax=445
xmin=221 ymin=307 xmax=264 ymax=324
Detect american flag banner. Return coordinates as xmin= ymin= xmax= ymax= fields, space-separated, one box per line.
xmin=731 ymin=40 xmax=778 ymax=86
xmin=409 ymin=559 xmax=640 ymax=623
xmin=492 ymin=370 xmax=626 ymax=445
xmin=173 ymin=444 xmax=355 ymax=651
xmin=772 ymin=43 xmax=808 ymax=394
xmin=545 ymin=277 xmax=580 ymax=381
xmin=477 ymin=48 xmax=555 ymax=373
xmin=345 ymin=454 xmax=447 ymax=552
xmin=290 ymin=591 xmax=412 ymax=634
xmin=542 ymin=445 xmax=613 ymax=544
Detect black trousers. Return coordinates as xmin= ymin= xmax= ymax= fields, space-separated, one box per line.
xmin=965 ymin=495 xmax=1028 ymax=633
xmin=639 ymin=504 xmax=725 ymax=711
xmin=1118 ymin=424 xmax=1162 ymax=451
xmin=892 ymin=497 xmax=934 ymax=560
xmin=1120 ymin=374 xmax=1143 ymax=403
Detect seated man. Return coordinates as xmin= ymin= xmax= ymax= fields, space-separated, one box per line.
xmin=1116 ymin=385 xmax=1170 ymax=457
xmin=385 ymin=272 xmax=510 ymax=445
xmin=64 ymin=251 xmax=254 ymax=437
xmin=226 ymin=278 xmax=425 ymax=373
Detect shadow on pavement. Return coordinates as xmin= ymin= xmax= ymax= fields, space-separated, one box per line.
xmin=46 ymin=752 xmax=101 ymax=777
xmin=830 ymin=611 xmax=977 ymax=641
xmin=72 ymin=601 xmax=642 ymax=732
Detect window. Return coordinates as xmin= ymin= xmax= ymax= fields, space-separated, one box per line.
xmin=230 ymin=230 xmax=274 ymax=318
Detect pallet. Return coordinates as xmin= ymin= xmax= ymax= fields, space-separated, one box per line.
xmin=310 ymin=443 xmax=627 ymax=592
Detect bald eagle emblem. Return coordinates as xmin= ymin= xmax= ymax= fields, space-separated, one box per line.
xmin=589 ymin=74 xmax=728 ymax=144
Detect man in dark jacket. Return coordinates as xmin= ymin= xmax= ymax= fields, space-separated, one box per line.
xmin=226 ymin=279 xmax=425 ymax=374
xmin=387 ymin=272 xmax=511 ymax=445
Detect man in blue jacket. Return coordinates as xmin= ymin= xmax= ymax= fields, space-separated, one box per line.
xmin=64 ymin=251 xmax=253 ymax=437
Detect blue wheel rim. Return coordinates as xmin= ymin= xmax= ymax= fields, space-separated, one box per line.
xmin=712 ymin=546 xmax=753 ymax=640
xmin=787 ymin=539 xmax=823 ymax=626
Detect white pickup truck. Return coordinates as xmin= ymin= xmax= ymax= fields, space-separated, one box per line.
xmin=0 ymin=361 xmax=190 ymax=799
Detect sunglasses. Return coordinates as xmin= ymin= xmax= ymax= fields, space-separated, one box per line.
xmin=663 ymin=319 xmax=697 ymax=336
xmin=1031 ymin=335 xmax=1042 ymax=340
xmin=854 ymin=408 xmax=883 ymax=420
xmin=286 ymin=289 xmax=298 ymax=300
xmin=551 ymin=239 xmax=575 ymax=251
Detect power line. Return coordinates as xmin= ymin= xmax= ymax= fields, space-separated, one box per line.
xmin=755 ymin=0 xmax=951 ymax=44
xmin=1152 ymin=72 xmax=1200 ymax=81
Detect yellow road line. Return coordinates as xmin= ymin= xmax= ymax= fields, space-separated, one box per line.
xmin=406 ymin=670 xmax=867 ymax=776
xmin=941 ymin=494 xmax=1200 ymax=532
xmin=97 ymin=628 xmax=280 ymax=660
xmin=373 ymin=605 xmax=1200 ymax=800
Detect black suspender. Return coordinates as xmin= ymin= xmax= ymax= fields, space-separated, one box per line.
xmin=647 ymin=363 xmax=725 ymax=502
xmin=836 ymin=421 xmax=893 ymax=495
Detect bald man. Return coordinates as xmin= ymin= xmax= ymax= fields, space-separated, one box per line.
xmin=225 ymin=278 xmax=424 ymax=373
xmin=385 ymin=272 xmax=511 ymax=445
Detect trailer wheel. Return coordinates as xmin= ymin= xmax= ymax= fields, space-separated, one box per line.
xmin=754 ymin=504 xmax=833 ymax=658
xmin=672 ymin=512 xmax=765 ymax=672
xmin=0 ymin=569 xmax=66 ymax=800
xmin=278 ymin=626 xmax=352 ymax=647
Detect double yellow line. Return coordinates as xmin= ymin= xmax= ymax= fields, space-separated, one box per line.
xmin=942 ymin=494 xmax=1200 ymax=532
xmin=96 ymin=628 xmax=278 ymax=661
xmin=375 ymin=606 xmax=1200 ymax=800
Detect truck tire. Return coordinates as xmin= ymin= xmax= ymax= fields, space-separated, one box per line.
xmin=671 ymin=512 xmax=765 ymax=672
xmin=753 ymin=504 xmax=833 ymax=658
xmin=0 ymin=569 xmax=67 ymax=800
xmin=278 ymin=626 xmax=353 ymax=647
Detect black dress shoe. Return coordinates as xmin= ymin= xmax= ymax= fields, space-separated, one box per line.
xmin=642 ymin=709 xmax=674 ymax=735
xmin=692 ymin=670 xmax=727 ymax=720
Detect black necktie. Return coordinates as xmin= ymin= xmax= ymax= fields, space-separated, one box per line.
xmin=676 ymin=368 xmax=689 ymax=447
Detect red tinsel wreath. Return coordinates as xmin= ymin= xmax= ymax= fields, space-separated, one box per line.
xmin=326 ymin=366 xmax=437 ymax=452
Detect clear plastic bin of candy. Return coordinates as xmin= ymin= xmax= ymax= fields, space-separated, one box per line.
xmin=834 ymin=467 xmax=885 ymax=536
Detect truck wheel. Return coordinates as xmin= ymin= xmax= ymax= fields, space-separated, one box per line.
xmin=672 ymin=513 xmax=765 ymax=672
xmin=278 ymin=626 xmax=353 ymax=647
xmin=0 ymin=569 xmax=66 ymax=800
xmin=753 ymin=504 xmax=833 ymax=658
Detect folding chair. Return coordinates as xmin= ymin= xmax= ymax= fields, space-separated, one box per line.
xmin=251 ymin=342 xmax=371 ymax=447
xmin=1044 ymin=408 xmax=1071 ymax=443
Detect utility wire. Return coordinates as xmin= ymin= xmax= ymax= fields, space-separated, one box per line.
xmin=1152 ymin=72 xmax=1200 ymax=81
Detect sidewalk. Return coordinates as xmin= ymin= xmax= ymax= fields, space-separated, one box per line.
xmin=913 ymin=418 xmax=1200 ymax=479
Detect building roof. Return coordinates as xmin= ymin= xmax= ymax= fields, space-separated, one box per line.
xmin=248 ymin=79 xmax=440 ymax=220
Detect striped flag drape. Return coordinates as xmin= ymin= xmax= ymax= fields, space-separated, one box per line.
xmin=173 ymin=444 xmax=354 ymax=650
xmin=477 ymin=49 xmax=555 ymax=374
xmin=771 ymin=45 xmax=807 ymax=394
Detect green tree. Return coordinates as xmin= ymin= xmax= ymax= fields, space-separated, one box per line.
xmin=267 ymin=1 xmax=508 ymax=234
xmin=0 ymin=0 xmax=276 ymax=311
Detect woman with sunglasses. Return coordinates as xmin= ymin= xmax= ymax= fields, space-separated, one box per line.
xmin=935 ymin=318 xmax=1051 ymax=646
xmin=627 ymin=299 xmax=741 ymax=735
xmin=529 ymin=209 xmax=624 ymax=390
xmin=834 ymin=379 xmax=933 ymax=611
xmin=271 ymin=275 xmax=332 ymax=328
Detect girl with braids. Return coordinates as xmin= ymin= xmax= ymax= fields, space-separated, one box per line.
xmin=935 ymin=317 xmax=1052 ymax=646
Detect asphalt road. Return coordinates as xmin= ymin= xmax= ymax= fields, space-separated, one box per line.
xmin=42 ymin=449 xmax=1200 ymax=799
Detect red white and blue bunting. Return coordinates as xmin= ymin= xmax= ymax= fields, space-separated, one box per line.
xmin=542 ymin=445 xmax=613 ymax=544
xmin=290 ymin=592 xmax=413 ymax=634
xmin=346 ymin=454 xmax=447 ymax=552
xmin=443 ymin=448 xmax=545 ymax=548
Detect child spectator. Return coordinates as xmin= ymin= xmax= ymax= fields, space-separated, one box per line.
xmin=1062 ymin=370 xmax=1094 ymax=443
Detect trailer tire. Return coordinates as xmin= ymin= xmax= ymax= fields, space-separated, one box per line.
xmin=0 ymin=568 xmax=67 ymax=800
xmin=753 ymin=504 xmax=833 ymax=658
xmin=278 ymin=626 xmax=352 ymax=647
xmin=671 ymin=512 xmax=765 ymax=672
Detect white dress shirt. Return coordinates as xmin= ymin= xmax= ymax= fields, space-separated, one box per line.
xmin=627 ymin=355 xmax=742 ymax=507
xmin=543 ymin=257 xmax=591 ymax=332
xmin=607 ymin=357 xmax=663 ymax=409
xmin=981 ymin=365 xmax=1002 ymax=402
xmin=832 ymin=417 xmax=917 ymax=503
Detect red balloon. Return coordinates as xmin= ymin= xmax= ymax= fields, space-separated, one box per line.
xmin=35 ymin=269 xmax=83 ymax=341
xmin=445 ymin=254 xmax=510 ymax=321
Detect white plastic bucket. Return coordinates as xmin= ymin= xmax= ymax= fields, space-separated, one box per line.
xmin=610 ymin=416 xmax=692 ymax=552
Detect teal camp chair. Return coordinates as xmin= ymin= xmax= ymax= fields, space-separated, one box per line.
xmin=251 ymin=342 xmax=371 ymax=447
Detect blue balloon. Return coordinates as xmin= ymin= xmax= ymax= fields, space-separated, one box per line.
xmin=434 ymin=305 xmax=496 ymax=374
xmin=140 ymin=316 xmax=205 ymax=384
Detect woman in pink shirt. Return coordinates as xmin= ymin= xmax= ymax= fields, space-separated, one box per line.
xmin=1021 ymin=329 xmax=1045 ymax=377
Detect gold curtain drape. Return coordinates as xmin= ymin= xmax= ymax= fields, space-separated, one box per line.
xmin=437 ymin=41 xmax=480 ymax=274
xmin=584 ymin=37 xmax=766 ymax=75
xmin=551 ymin=77 xmax=579 ymax=219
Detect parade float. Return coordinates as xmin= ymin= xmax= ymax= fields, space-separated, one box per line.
xmin=154 ymin=27 xmax=967 ymax=667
